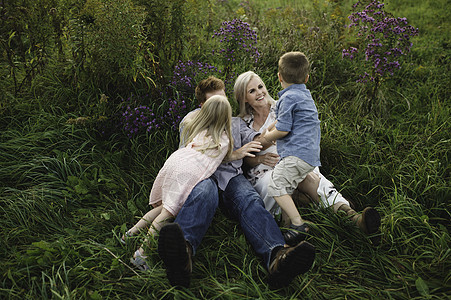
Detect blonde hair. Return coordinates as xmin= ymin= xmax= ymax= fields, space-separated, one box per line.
xmin=181 ymin=95 xmax=233 ymax=158
xmin=234 ymin=71 xmax=275 ymax=118
xmin=278 ymin=52 xmax=310 ymax=84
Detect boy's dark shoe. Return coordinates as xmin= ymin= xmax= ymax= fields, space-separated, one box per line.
xmin=158 ymin=223 xmax=192 ymax=288
xmin=267 ymin=241 xmax=315 ymax=289
xmin=283 ymin=223 xmax=309 ymax=246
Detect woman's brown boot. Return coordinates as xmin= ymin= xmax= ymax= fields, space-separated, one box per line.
xmin=336 ymin=203 xmax=381 ymax=245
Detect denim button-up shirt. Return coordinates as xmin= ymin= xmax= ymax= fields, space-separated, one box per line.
xmin=276 ymin=84 xmax=321 ymax=167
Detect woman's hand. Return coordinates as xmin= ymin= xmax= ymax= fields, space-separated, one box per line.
xmin=257 ymin=152 xmax=280 ymax=167
xmin=244 ymin=152 xmax=279 ymax=168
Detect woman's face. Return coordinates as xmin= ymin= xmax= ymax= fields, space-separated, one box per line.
xmin=245 ymin=76 xmax=268 ymax=109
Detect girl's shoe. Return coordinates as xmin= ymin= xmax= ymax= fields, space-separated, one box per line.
xmin=130 ymin=250 xmax=149 ymax=271
xmin=283 ymin=223 xmax=309 ymax=246
xmin=120 ymin=231 xmax=132 ymax=244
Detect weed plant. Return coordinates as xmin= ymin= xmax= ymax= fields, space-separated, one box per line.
xmin=0 ymin=0 xmax=449 ymax=299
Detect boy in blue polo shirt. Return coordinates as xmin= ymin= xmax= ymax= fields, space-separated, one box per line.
xmin=263 ymin=51 xmax=321 ymax=246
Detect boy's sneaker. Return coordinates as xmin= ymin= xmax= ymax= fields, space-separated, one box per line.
xmin=267 ymin=241 xmax=315 ymax=289
xmin=283 ymin=223 xmax=309 ymax=246
xmin=158 ymin=223 xmax=192 ymax=288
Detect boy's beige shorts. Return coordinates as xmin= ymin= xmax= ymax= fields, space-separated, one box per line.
xmin=267 ymin=156 xmax=314 ymax=197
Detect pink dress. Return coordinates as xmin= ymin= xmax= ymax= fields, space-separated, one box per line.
xmin=149 ymin=130 xmax=229 ymax=216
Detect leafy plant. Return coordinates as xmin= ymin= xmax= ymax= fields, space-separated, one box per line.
xmin=76 ymin=0 xmax=150 ymax=94
xmin=0 ymin=0 xmax=63 ymax=95
xmin=135 ymin=0 xmax=187 ymax=81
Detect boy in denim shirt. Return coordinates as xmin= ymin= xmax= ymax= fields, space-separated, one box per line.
xmin=263 ymin=52 xmax=321 ymax=246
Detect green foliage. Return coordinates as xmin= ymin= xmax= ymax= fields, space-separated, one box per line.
xmin=134 ymin=0 xmax=187 ymax=82
xmin=77 ymin=0 xmax=150 ymax=89
xmin=64 ymin=0 xmax=156 ymax=97
xmin=0 ymin=0 xmax=450 ymax=299
xmin=0 ymin=0 xmax=62 ymax=95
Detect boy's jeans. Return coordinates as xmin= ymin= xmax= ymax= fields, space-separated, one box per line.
xmin=222 ymin=174 xmax=285 ymax=269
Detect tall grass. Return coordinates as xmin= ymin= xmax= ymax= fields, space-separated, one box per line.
xmin=0 ymin=0 xmax=449 ymax=299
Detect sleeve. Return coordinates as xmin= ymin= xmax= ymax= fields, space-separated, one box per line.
xmin=179 ymin=110 xmax=198 ymax=148
xmin=219 ymin=132 xmax=230 ymax=158
xmin=239 ymin=118 xmax=259 ymax=145
xmin=275 ymin=97 xmax=293 ymax=132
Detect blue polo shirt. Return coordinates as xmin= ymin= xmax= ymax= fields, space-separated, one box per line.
xmin=275 ymin=84 xmax=321 ymax=167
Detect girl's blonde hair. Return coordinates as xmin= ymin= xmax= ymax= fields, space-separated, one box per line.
xmin=234 ymin=71 xmax=275 ymax=118
xmin=181 ymin=95 xmax=233 ymax=159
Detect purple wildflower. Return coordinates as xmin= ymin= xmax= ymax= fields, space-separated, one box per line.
xmin=212 ymin=19 xmax=260 ymax=66
xmin=343 ymin=0 xmax=418 ymax=83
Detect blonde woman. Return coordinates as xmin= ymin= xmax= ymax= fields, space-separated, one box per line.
xmin=128 ymin=95 xmax=233 ymax=270
xmin=235 ymin=71 xmax=381 ymax=246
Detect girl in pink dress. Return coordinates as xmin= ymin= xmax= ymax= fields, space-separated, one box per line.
xmin=128 ymin=95 xmax=233 ymax=270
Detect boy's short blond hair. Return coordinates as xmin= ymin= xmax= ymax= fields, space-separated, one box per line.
xmin=195 ymin=76 xmax=225 ymax=105
xmin=278 ymin=52 xmax=310 ymax=84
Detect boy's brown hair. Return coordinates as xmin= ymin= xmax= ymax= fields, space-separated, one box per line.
xmin=278 ymin=52 xmax=310 ymax=84
xmin=195 ymin=76 xmax=225 ymax=105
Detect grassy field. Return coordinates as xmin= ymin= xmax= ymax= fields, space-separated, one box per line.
xmin=0 ymin=0 xmax=449 ymax=299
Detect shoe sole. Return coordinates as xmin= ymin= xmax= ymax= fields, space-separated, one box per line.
xmin=268 ymin=241 xmax=316 ymax=289
xmin=157 ymin=223 xmax=190 ymax=287
xmin=362 ymin=207 xmax=381 ymax=246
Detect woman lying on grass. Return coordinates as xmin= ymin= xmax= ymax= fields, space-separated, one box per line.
xmin=233 ymin=71 xmax=381 ymax=245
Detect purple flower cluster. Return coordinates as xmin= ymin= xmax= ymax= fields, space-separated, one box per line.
xmin=163 ymin=97 xmax=188 ymax=130
xmin=121 ymin=94 xmax=188 ymax=138
xmin=121 ymin=98 xmax=156 ymax=138
xmin=120 ymin=20 xmax=262 ymax=138
xmin=171 ymin=60 xmax=221 ymax=96
xmin=212 ymin=18 xmax=260 ymax=64
xmin=121 ymin=60 xmax=223 ymax=138
xmin=342 ymin=1 xmax=419 ymax=82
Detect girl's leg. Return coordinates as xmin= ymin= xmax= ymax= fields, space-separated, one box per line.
xmin=129 ymin=206 xmax=169 ymax=271
xmin=136 ymin=208 xmax=174 ymax=257
xmin=127 ymin=205 xmax=163 ymax=236
xmin=147 ymin=208 xmax=174 ymax=237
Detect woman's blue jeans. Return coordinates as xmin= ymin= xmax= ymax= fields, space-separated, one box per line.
xmin=221 ymin=174 xmax=285 ymax=269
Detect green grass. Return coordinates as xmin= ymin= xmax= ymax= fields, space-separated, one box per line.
xmin=1 ymin=0 xmax=450 ymax=299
